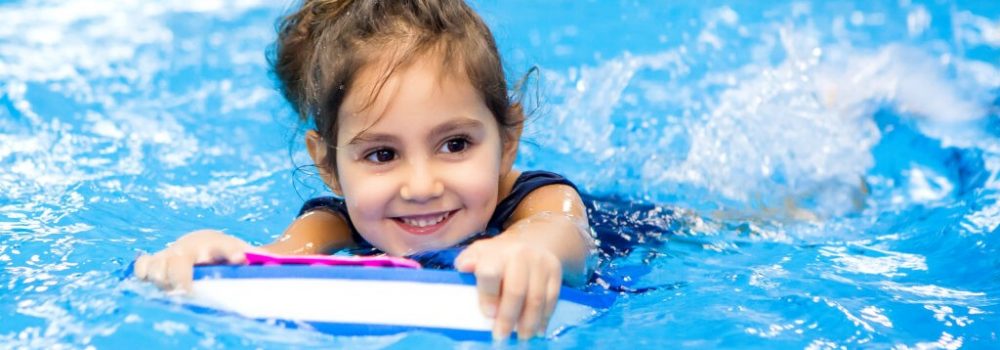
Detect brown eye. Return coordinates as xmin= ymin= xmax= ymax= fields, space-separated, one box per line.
xmin=440 ymin=138 xmax=470 ymax=153
xmin=364 ymin=149 xmax=396 ymax=163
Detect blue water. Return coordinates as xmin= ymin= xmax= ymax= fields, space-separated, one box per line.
xmin=2 ymin=0 xmax=999 ymax=348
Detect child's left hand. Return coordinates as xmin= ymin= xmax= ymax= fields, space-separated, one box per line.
xmin=454 ymin=235 xmax=563 ymax=341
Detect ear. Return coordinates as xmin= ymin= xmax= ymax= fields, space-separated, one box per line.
xmin=499 ymin=106 xmax=525 ymax=177
xmin=305 ymin=130 xmax=343 ymax=196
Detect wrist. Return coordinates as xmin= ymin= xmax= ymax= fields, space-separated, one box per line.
xmin=502 ymin=214 xmax=593 ymax=285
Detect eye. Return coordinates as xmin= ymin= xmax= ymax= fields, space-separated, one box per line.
xmin=364 ymin=148 xmax=397 ymax=163
xmin=439 ymin=137 xmax=471 ymax=154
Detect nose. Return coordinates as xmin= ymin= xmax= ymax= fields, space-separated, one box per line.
xmin=400 ymin=160 xmax=444 ymax=202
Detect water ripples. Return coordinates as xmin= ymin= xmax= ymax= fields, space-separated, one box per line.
xmin=1 ymin=0 xmax=999 ymax=348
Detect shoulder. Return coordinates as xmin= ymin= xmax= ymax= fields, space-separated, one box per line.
xmin=498 ymin=169 xmax=581 ymax=201
xmin=298 ymin=196 xmax=348 ymax=217
xmin=501 ymin=170 xmax=586 ymax=226
xmin=514 ymin=182 xmax=583 ymax=212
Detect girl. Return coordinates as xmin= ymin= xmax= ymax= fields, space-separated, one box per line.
xmin=134 ymin=0 xmax=595 ymax=341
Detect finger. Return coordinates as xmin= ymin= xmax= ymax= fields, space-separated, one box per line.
xmin=226 ymin=235 xmax=253 ymax=264
xmin=454 ymin=243 xmax=482 ymax=272
xmin=198 ymin=240 xmax=226 ymax=265
xmin=192 ymin=247 xmax=211 ymax=265
xmin=201 ymin=240 xmax=242 ymax=265
xmin=493 ymin=257 xmax=527 ymax=341
xmin=223 ymin=244 xmax=248 ymax=265
xmin=517 ymin=264 xmax=548 ymax=340
xmin=146 ymin=254 xmax=169 ymax=290
xmin=134 ymin=255 xmax=150 ymax=280
xmin=539 ymin=270 xmax=562 ymax=337
xmin=473 ymin=255 xmax=502 ymax=318
xmin=165 ymin=252 xmax=195 ymax=293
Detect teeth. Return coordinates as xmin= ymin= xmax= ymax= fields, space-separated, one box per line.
xmin=401 ymin=212 xmax=448 ymax=228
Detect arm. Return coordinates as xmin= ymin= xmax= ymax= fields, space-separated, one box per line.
xmin=134 ymin=209 xmax=354 ymax=292
xmin=262 ymin=209 xmax=355 ymax=255
xmin=454 ymin=184 xmax=595 ymax=340
xmin=502 ymin=184 xmax=594 ymax=284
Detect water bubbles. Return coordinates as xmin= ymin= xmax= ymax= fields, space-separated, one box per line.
xmin=880 ymin=282 xmax=988 ymax=306
xmin=820 ymin=244 xmax=928 ymax=278
xmin=907 ymin=5 xmax=931 ymax=37
xmin=953 ymin=11 xmax=1000 ymax=48
xmin=153 ymin=320 xmax=191 ymax=336
xmin=903 ymin=166 xmax=954 ymax=203
xmin=859 ymin=306 xmax=893 ymax=328
xmin=0 ymin=0 xmax=996 ymax=348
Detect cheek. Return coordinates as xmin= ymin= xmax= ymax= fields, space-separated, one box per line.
xmin=338 ymin=169 xmax=395 ymax=223
xmin=451 ymin=147 xmax=504 ymax=218
xmin=342 ymin=178 xmax=404 ymax=254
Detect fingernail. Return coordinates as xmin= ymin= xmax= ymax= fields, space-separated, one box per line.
xmin=229 ymin=253 xmax=245 ymax=264
xmin=481 ymin=303 xmax=496 ymax=318
xmin=492 ymin=328 xmax=508 ymax=341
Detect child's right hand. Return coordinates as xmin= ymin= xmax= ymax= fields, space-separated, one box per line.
xmin=133 ymin=230 xmax=254 ymax=292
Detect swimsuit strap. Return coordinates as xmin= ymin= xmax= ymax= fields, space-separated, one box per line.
xmin=485 ymin=170 xmax=578 ymax=232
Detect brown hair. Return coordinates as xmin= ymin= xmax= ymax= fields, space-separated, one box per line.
xmin=271 ymin=0 xmax=523 ymax=172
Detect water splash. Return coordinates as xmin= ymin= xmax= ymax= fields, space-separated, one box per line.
xmin=527 ymin=20 xmax=998 ymax=218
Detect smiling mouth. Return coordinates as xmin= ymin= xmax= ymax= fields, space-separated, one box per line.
xmin=392 ymin=209 xmax=458 ymax=235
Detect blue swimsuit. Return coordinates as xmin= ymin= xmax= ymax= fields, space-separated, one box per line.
xmin=297 ymin=170 xmax=577 ymax=268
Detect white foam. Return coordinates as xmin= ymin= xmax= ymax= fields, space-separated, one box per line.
xmin=906 ymin=5 xmax=931 ymax=37
xmin=530 ymin=20 xmax=997 ymax=215
xmin=954 ymin=11 xmax=1000 ymax=48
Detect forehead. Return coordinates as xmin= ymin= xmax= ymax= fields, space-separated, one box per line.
xmin=336 ymin=55 xmax=492 ymax=142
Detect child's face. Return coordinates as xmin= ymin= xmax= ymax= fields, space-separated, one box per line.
xmin=330 ymin=57 xmax=508 ymax=255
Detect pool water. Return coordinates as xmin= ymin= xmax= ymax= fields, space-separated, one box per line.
xmin=2 ymin=0 xmax=999 ymax=348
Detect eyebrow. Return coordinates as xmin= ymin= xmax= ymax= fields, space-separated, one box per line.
xmin=346 ymin=131 xmax=397 ymax=146
xmin=428 ymin=118 xmax=484 ymax=140
xmin=346 ymin=118 xmax=485 ymax=146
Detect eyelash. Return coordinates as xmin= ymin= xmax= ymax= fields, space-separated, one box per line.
xmin=439 ymin=135 xmax=473 ymax=154
xmin=363 ymin=147 xmax=397 ymax=164
xmin=361 ymin=135 xmax=474 ymax=165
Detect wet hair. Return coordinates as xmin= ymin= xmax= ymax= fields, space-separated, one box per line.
xmin=271 ymin=0 xmax=523 ymax=172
